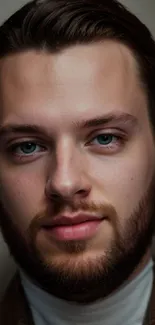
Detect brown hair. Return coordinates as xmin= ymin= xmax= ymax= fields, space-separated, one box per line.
xmin=0 ymin=0 xmax=155 ymax=127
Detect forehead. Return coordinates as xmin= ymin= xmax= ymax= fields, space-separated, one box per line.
xmin=0 ymin=40 xmax=139 ymax=86
xmin=0 ymin=40 xmax=147 ymax=125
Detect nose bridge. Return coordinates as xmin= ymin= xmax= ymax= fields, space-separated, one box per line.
xmin=54 ymin=138 xmax=80 ymax=183
xmin=46 ymin=137 xmax=90 ymax=198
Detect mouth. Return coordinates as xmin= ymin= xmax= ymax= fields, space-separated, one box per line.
xmin=42 ymin=214 xmax=105 ymax=241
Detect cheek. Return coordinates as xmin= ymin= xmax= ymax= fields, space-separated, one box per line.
xmin=0 ymin=170 xmax=44 ymax=231
xmin=88 ymin=145 xmax=155 ymax=223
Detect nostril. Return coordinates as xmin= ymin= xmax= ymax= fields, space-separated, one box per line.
xmin=76 ymin=189 xmax=90 ymax=198
xmin=46 ymin=192 xmax=61 ymax=201
xmin=51 ymin=193 xmax=61 ymax=200
xmin=78 ymin=190 xmax=85 ymax=194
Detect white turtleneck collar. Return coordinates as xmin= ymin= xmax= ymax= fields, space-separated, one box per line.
xmin=20 ymin=259 xmax=153 ymax=325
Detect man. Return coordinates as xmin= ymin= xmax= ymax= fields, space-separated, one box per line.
xmin=0 ymin=0 xmax=155 ymax=324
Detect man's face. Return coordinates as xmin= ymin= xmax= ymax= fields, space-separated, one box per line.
xmin=0 ymin=40 xmax=155 ymax=303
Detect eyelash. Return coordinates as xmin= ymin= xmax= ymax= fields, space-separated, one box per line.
xmin=7 ymin=141 xmax=46 ymax=157
xmin=89 ymin=133 xmax=123 ymax=149
xmin=7 ymin=133 xmax=124 ymax=160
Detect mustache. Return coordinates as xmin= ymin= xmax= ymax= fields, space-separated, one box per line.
xmin=27 ymin=200 xmax=117 ymax=240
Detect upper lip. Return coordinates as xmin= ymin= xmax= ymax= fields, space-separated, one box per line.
xmin=42 ymin=213 xmax=103 ymax=228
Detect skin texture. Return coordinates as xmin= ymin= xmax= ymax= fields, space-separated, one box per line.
xmin=0 ymin=40 xmax=155 ymax=303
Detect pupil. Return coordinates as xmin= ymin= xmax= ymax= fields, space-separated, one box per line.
xmin=21 ymin=143 xmax=36 ymax=153
xmin=98 ymin=135 xmax=112 ymax=144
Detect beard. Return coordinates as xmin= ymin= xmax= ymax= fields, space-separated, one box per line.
xmin=0 ymin=178 xmax=155 ymax=304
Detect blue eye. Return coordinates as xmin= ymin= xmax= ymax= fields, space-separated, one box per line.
xmin=10 ymin=142 xmax=44 ymax=155
xmin=19 ymin=143 xmax=38 ymax=154
xmin=95 ymin=134 xmax=114 ymax=145
xmin=92 ymin=134 xmax=118 ymax=146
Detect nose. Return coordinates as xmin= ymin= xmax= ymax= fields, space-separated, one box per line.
xmin=45 ymin=141 xmax=91 ymax=202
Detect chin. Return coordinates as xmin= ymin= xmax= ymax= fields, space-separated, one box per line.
xmin=40 ymin=248 xmax=107 ymax=279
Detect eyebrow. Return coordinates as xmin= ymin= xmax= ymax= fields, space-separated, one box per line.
xmin=0 ymin=112 xmax=138 ymax=138
xmin=72 ymin=112 xmax=137 ymax=129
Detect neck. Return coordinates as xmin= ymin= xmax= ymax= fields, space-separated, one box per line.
xmin=20 ymin=255 xmax=154 ymax=325
xmin=128 ymin=248 xmax=151 ymax=283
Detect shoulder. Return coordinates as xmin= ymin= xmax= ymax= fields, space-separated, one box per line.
xmin=0 ymin=273 xmax=34 ymax=325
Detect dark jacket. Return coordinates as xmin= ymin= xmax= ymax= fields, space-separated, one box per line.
xmin=0 ymin=270 xmax=155 ymax=325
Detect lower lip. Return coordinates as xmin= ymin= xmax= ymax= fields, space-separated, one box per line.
xmin=43 ymin=220 xmax=102 ymax=241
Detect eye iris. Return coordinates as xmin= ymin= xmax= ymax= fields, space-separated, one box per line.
xmin=20 ymin=143 xmax=36 ymax=153
xmin=97 ymin=135 xmax=113 ymax=145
